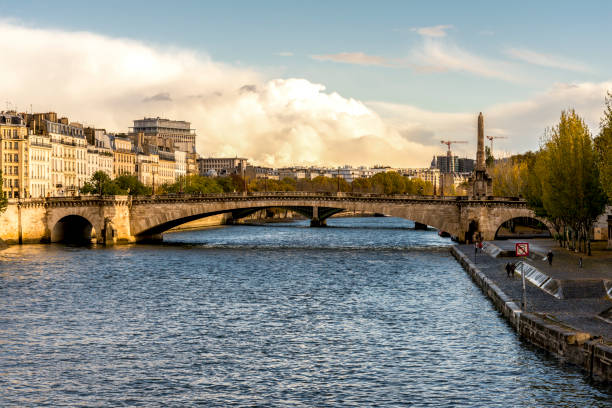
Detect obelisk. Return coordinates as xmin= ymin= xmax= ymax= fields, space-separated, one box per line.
xmin=470 ymin=112 xmax=492 ymax=197
xmin=476 ymin=112 xmax=485 ymax=171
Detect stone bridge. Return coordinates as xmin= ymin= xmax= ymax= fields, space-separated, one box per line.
xmin=0 ymin=192 xmax=550 ymax=245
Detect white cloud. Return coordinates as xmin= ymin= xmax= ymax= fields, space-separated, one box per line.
xmin=2 ymin=21 xmax=609 ymax=169
xmin=505 ymin=48 xmax=591 ymax=73
xmin=0 ymin=21 xmax=438 ymax=167
xmin=368 ymin=81 xmax=612 ymax=157
xmin=411 ymin=38 xmax=521 ymax=82
xmin=311 ymin=52 xmax=389 ymax=67
xmin=276 ymin=51 xmax=293 ymax=57
xmin=411 ymin=25 xmax=453 ymax=38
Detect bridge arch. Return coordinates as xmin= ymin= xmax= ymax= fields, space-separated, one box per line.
xmin=51 ymin=215 xmax=97 ymax=244
xmin=130 ymin=197 xmax=463 ymax=241
xmin=494 ymin=215 xmax=553 ymax=239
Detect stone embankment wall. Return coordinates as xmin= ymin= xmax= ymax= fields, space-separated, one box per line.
xmin=451 ymin=246 xmax=612 ymax=382
xmin=0 ymin=203 xmax=48 ymax=244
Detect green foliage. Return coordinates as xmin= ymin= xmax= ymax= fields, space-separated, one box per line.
xmin=248 ymin=177 xmax=297 ymax=192
xmin=535 ymin=110 xmax=606 ymax=253
xmin=0 ymin=171 xmax=7 ymax=214
xmin=159 ymin=175 xmax=225 ymax=194
xmin=597 ymin=92 xmax=612 ymax=202
xmin=114 ymin=175 xmax=152 ymax=195
xmin=79 ymin=171 xmax=151 ymax=195
xmin=491 ymin=159 xmax=528 ymax=197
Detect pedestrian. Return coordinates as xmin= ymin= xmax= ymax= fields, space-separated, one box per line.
xmin=547 ymin=250 xmax=553 ymax=266
xmin=474 ymin=242 xmax=478 ymax=257
xmin=510 ymin=262 xmax=516 ymax=277
xmin=579 ymin=257 xmax=583 ymax=268
xmin=505 ymin=262 xmax=511 ymax=278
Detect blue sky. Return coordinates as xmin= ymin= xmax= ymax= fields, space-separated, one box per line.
xmin=8 ymin=0 xmax=610 ymax=109
xmin=1 ymin=1 xmax=611 ymax=166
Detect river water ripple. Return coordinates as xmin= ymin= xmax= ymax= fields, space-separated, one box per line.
xmin=1 ymin=217 xmax=610 ymax=406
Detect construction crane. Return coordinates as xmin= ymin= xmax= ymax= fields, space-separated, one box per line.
xmin=486 ymin=135 xmax=508 ymax=153
xmin=440 ymin=140 xmax=467 ymax=154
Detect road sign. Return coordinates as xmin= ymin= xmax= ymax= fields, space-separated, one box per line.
xmin=515 ymin=242 xmax=529 ymax=257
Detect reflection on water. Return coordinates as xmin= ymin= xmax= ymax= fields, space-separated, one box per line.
xmin=1 ymin=217 xmax=610 ymax=406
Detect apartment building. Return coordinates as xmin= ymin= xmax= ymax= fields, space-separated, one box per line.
xmin=28 ymin=132 xmax=51 ymax=198
xmin=0 ymin=112 xmax=29 ymax=198
xmin=112 ymin=136 xmax=136 ymax=177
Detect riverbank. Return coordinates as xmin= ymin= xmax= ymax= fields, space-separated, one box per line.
xmin=451 ymin=240 xmax=612 ymax=382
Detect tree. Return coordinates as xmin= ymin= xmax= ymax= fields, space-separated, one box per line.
xmin=537 ymin=110 xmax=606 ymax=254
xmin=80 ymin=171 xmax=118 ymax=195
xmin=491 ymin=159 xmax=528 ymax=197
xmin=114 ymin=175 xmax=151 ymax=195
xmin=0 ymin=171 xmax=7 ymax=215
xmin=596 ymin=92 xmax=612 ymax=202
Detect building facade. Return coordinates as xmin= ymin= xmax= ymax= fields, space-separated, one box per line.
xmin=198 ymin=157 xmax=247 ymax=176
xmin=132 ymin=117 xmax=196 ymax=153
xmin=112 ymin=136 xmax=136 ymax=177
xmin=0 ymin=113 xmax=29 ymax=198
xmin=28 ymin=132 xmax=52 ymax=198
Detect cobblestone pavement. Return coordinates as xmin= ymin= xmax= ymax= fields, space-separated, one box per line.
xmin=458 ymin=243 xmax=612 ymax=341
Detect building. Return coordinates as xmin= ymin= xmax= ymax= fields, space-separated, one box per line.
xmin=0 ymin=112 xmax=29 ymax=198
xmin=198 ymin=157 xmax=247 ymax=176
xmin=135 ymin=152 xmax=158 ymax=187
xmin=84 ymin=128 xmax=114 ymax=178
xmin=432 ymin=155 xmax=459 ymax=173
xmin=174 ymin=150 xmax=186 ymax=180
xmin=112 ymin=135 xmax=136 ymax=177
xmin=185 ymin=151 xmax=199 ymax=176
xmin=406 ymin=168 xmax=441 ymax=190
xmin=157 ymin=150 xmax=176 ymax=187
xmin=29 ymin=113 xmax=88 ymax=196
xmin=132 ymin=117 xmax=196 ymax=153
xmin=458 ymin=157 xmax=475 ymax=173
xmin=28 ymin=131 xmax=52 ymax=198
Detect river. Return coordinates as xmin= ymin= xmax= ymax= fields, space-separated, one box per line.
xmin=1 ymin=217 xmax=610 ymax=406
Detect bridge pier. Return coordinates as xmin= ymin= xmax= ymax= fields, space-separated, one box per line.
xmin=135 ymin=233 xmax=163 ymax=243
xmin=310 ymin=218 xmax=327 ymax=227
xmin=310 ymin=206 xmax=327 ymax=227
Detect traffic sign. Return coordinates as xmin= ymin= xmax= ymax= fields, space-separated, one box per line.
xmin=515 ymin=242 xmax=529 ymax=257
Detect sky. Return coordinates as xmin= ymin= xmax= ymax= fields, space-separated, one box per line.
xmin=1 ymin=0 xmax=611 ymax=167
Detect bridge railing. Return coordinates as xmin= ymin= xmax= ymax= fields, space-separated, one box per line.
xmin=8 ymin=192 xmax=526 ymax=204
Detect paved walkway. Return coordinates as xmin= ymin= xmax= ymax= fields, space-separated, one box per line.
xmin=461 ymin=240 xmax=612 ymax=342
xmin=489 ymin=238 xmax=612 ymax=280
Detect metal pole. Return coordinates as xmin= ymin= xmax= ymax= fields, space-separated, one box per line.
xmin=521 ymin=263 xmax=527 ymax=311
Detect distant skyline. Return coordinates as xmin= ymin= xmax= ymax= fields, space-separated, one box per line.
xmin=1 ymin=1 xmax=611 ymax=167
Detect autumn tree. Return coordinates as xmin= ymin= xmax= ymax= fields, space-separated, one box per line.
xmin=596 ymin=92 xmax=612 ymax=202
xmin=537 ymin=110 xmax=606 ymax=254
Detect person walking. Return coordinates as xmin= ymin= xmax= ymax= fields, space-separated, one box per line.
xmin=546 ymin=250 xmax=553 ymax=266
xmin=505 ymin=262 xmax=511 ymax=278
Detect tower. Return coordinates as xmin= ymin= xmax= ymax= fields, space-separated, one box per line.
xmin=470 ymin=112 xmax=492 ymax=197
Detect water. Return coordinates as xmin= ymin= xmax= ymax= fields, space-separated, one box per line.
xmin=1 ymin=217 xmax=610 ymax=406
